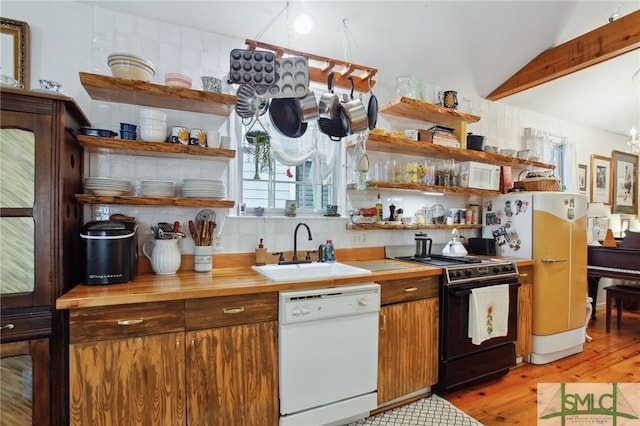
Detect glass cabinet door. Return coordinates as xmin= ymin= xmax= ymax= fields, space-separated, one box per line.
xmin=0 ymin=115 xmax=53 ymax=309
xmin=0 ymin=339 xmax=50 ymax=426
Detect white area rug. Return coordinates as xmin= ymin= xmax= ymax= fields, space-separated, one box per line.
xmin=347 ymin=394 xmax=484 ymax=426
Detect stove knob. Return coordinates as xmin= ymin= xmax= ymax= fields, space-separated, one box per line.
xmin=494 ymin=266 xmax=501 ymax=273
xmin=466 ymin=269 xmax=473 ymax=277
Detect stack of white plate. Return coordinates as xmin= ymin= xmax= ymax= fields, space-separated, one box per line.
xmin=181 ymin=179 xmax=226 ymax=199
xmin=139 ymin=180 xmax=175 ymax=197
xmin=84 ymin=177 xmax=131 ymax=196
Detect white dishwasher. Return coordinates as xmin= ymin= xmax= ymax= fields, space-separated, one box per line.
xmin=279 ymin=282 xmax=381 ymax=426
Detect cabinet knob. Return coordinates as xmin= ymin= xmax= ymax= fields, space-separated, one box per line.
xmin=403 ymin=287 xmax=418 ymax=292
xmin=1 ymin=323 xmax=15 ymax=330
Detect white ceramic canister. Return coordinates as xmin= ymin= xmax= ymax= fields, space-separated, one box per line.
xmin=142 ymin=238 xmax=181 ymax=275
xmin=194 ymin=245 xmax=213 ymax=272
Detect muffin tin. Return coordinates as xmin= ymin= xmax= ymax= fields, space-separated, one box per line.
xmin=229 ymin=49 xmax=277 ymax=85
xmin=228 ymin=49 xmax=309 ymax=99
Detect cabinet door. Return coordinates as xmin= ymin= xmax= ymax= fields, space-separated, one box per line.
xmin=186 ymin=321 xmax=278 ymax=426
xmin=0 ymin=115 xmax=52 ymax=310
xmin=1 ymin=339 xmax=50 ymax=426
xmin=69 ymin=332 xmax=186 ymax=426
xmin=377 ymin=298 xmax=438 ymax=405
xmin=516 ymin=266 xmax=533 ymax=359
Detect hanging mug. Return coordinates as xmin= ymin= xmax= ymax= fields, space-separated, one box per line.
xmin=438 ymin=90 xmax=458 ymax=109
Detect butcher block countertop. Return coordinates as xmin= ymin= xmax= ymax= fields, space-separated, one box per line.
xmin=56 ymin=247 xmax=535 ymax=310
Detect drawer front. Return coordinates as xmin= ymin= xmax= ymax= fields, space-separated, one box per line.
xmin=69 ymin=301 xmax=184 ymax=343
xmin=380 ymin=276 xmax=439 ymax=305
xmin=0 ymin=310 xmax=52 ymax=343
xmin=185 ymin=292 xmax=277 ymax=330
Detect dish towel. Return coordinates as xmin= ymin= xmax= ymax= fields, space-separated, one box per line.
xmin=468 ymin=284 xmax=510 ymax=345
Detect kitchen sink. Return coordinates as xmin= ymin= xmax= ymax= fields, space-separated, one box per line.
xmin=252 ymin=262 xmax=372 ymax=282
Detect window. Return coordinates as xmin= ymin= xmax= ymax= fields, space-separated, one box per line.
xmin=240 ymin=123 xmax=337 ymax=213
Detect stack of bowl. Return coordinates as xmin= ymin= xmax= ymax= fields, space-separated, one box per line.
xmin=165 ymin=73 xmax=192 ymax=89
xmin=120 ymin=123 xmax=137 ymax=140
xmin=107 ymin=53 xmax=156 ymax=82
xmin=138 ymin=108 xmax=167 ymax=142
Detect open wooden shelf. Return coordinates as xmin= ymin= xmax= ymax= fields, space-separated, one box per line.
xmin=79 ymin=72 xmax=237 ymax=116
xmin=379 ymin=96 xmax=481 ymax=126
xmin=76 ymin=194 xmax=234 ymax=208
xmin=352 ymin=181 xmax=501 ymax=197
xmin=77 ymin=135 xmax=236 ymax=159
xmin=347 ymin=223 xmax=482 ymax=231
xmin=365 ymin=133 xmax=555 ymax=169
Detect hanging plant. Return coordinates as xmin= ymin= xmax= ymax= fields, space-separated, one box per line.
xmin=244 ymin=130 xmax=272 ymax=180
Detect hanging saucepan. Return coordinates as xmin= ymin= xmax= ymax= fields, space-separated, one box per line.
xmin=318 ymin=72 xmax=340 ymax=119
xmin=317 ymin=72 xmax=346 ymax=141
xmin=269 ymin=97 xmax=308 ymax=139
xmin=295 ymin=90 xmax=319 ymax=123
xmin=339 ymin=76 xmax=368 ymax=135
xmin=367 ymin=77 xmax=378 ymax=130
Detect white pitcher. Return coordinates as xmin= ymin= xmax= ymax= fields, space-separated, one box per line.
xmin=143 ymin=239 xmax=181 ymax=275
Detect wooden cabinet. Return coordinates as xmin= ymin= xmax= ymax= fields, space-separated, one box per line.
xmin=185 ymin=293 xmax=278 ymax=426
xmin=377 ymin=276 xmax=439 ymax=406
xmin=67 ymin=293 xmax=278 ymax=426
xmin=1 ymin=89 xmax=89 ymax=425
xmin=516 ymin=266 xmax=533 ymax=360
xmin=77 ymin=72 xmax=237 ymax=209
xmin=68 ymin=301 xmax=186 ymax=426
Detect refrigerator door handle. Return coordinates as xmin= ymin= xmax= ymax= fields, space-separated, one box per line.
xmin=541 ymin=258 xmax=568 ymax=263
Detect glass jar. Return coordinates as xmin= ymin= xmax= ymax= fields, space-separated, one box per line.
xmin=431 ymin=203 xmax=445 ymax=224
xmin=396 ymin=76 xmax=410 ymax=98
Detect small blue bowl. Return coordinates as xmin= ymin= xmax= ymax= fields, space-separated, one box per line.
xmin=120 ymin=122 xmax=137 ymax=131
xmin=120 ymin=130 xmax=137 ymax=140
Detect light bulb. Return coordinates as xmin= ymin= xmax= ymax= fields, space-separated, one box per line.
xmin=294 ymin=14 xmax=312 ymax=35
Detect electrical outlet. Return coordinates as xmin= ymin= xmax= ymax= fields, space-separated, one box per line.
xmin=214 ymin=232 xmax=223 ymax=249
xmin=351 ymin=233 xmax=368 ymax=246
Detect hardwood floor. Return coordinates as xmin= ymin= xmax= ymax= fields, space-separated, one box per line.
xmin=445 ymin=308 xmax=640 ymax=425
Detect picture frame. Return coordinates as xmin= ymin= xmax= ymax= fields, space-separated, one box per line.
xmin=611 ymin=150 xmax=638 ymax=214
xmin=590 ymin=154 xmax=612 ymax=204
xmin=619 ymin=216 xmax=631 ymax=238
xmin=578 ymin=164 xmax=587 ymax=193
xmin=0 ymin=17 xmax=29 ymax=89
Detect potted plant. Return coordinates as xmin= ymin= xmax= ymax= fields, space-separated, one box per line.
xmin=244 ymin=130 xmax=272 ymax=179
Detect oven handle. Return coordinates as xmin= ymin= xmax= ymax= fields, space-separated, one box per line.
xmin=452 ymin=281 xmax=521 ymax=297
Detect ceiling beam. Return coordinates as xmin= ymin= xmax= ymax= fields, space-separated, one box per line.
xmin=486 ymin=9 xmax=640 ymax=101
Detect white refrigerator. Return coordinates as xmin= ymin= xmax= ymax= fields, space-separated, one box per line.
xmin=482 ymin=192 xmax=588 ymax=364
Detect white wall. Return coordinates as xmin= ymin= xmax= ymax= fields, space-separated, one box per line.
xmin=2 ymin=1 xmax=633 ymax=259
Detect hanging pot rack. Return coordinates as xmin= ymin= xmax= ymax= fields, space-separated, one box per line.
xmin=245 ymin=39 xmax=377 ymax=93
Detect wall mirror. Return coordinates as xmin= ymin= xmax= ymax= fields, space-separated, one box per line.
xmin=0 ymin=17 xmax=29 ymax=89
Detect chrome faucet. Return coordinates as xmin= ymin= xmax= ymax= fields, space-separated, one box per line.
xmin=292 ymin=222 xmax=313 ymax=263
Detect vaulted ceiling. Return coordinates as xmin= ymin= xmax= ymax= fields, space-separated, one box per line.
xmin=81 ymin=1 xmax=640 ymax=137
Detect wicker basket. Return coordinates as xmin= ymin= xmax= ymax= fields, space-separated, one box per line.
xmin=518 ymin=177 xmax=561 ymax=191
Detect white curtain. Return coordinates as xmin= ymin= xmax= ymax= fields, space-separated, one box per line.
xmin=269 ymin=122 xmax=339 ymax=196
